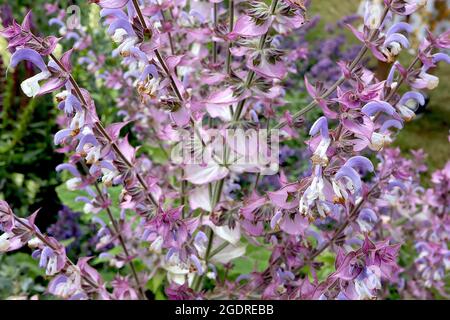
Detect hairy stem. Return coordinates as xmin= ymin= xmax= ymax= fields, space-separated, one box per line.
xmin=131 ymin=0 xmax=184 ymax=101
xmin=79 ymin=161 xmax=147 ymax=299
xmin=14 ymin=216 xmax=100 ymax=290
xmin=213 ymin=2 xmax=219 ymax=64
xmin=233 ymin=0 xmax=280 ymax=121
xmin=225 ymin=0 xmax=235 ymax=74
xmin=160 ymin=10 xmax=176 ymax=55
xmin=181 ymin=169 xmax=188 ymax=218
xmin=48 ymin=52 xmax=159 ymax=208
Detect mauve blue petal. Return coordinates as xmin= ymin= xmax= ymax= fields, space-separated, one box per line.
xmin=194 ymin=231 xmax=208 ymax=245
xmin=399 ymin=91 xmax=425 ymax=106
xmin=314 ymin=165 xmax=323 ymax=177
xmin=139 ymin=64 xmax=159 ymax=81
xmin=75 ymin=196 xmax=91 ymax=203
xmin=189 ymin=10 xmax=207 ymax=24
xmin=270 ymin=211 xmax=282 ymax=230
xmin=100 ymin=8 xmax=128 ymax=20
xmin=129 ymin=47 xmax=147 ymax=61
xmin=165 ymin=248 xmax=177 ymax=261
xmin=69 ymin=293 xmax=87 ymax=300
xmin=99 ymin=160 xmax=116 ymax=171
xmin=66 ymin=32 xmax=81 ymax=41
xmin=47 ymin=60 xmax=62 ymax=71
xmin=124 ymin=69 xmax=140 ymax=79
xmin=31 ymin=249 xmax=41 ymax=260
xmin=89 ymin=164 xmax=99 ymax=176
xmin=76 ymin=134 xmax=99 ymax=152
xmin=386 ymin=61 xmax=400 ymax=85
xmin=359 ymin=208 xmax=378 ymax=223
xmin=99 ymin=0 xmax=129 ymax=9
xmin=57 ymin=101 xmax=65 ymax=111
xmin=78 ymin=57 xmax=93 ymax=65
xmin=56 ymin=163 xmax=81 ymax=177
xmin=39 ymin=246 xmax=52 ymax=268
xmin=65 ymin=94 xmax=82 ymax=113
xmin=126 ymin=1 xmax=135 ymax=19
xmin=10 ymin=48 xmax=47 ymax=71
xmin=309 ymin=116 xmax=329 ymax=138
xmin=278 ymin=270 xmax=295 ymax=281
xmin=380 ymin=119 xmax=403 ymax=132
xmin=48 ymin=275 xmax=68 ymax=293
xmin=335 ymin=166 xmax=362 ymax=192
xmin=387 ymin=180 xmax=407 ymax=191
xmin=432 ymin=53 xmax=450 ymax=65
xmin=345 ymin=156 xmax=374 ymax=172
xmin=107 ymin=19 xmax=135 ymax=36
xmin=141 ymin=229 xmax=151 ymax=241
xmin=208 ymin=263 xmax=217 ymax=275
xmin=250 ymin=110 xmax=259 ymax=123
xmin=86 ymin=187 xmax=97 ymax=198
xmin=361 ymin=101 xmax=395 ymax=117
xmin=38 ymin=78 xmax=67 ymax=96
xmin=97 ymin=227 xmax=110 ymax=238
xmin=54 ymin=129 xmax=72 ymax=145
xmin=92 ymin=217 xmax=106 ymax=227
xmin=384 ymin=33 xmax=410 ymax=48
xmin=190 ymin=254 xmax=204 ymax=275
xmin=336 ymin=292 xmax=349 ymax=300
xmin=236 ymin=274 xmax=251 ymax=283
xmin=48 ymin=18 xmax=65 ymax=28
xmin=386 ymin=22 xmax=413 ymax=37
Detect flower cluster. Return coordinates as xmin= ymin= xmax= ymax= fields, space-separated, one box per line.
xmin=0 ymin=0 xmax=448 ymax=300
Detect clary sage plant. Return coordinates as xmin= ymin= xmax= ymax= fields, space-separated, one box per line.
xmin=0 ymin=0 xmax=448 ymax=300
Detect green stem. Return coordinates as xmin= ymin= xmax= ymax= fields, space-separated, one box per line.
xmin=209 ymin=241 xmax=230 ymax=258
xmin=181 ymin=169 xmax=188 ymax=218
xmin=225 ymin=0 xmax=235 ymax=74
xmin=160 ymin=10 xmax=176 ymax=55
xmin=212 ymin=3 xmax=219 ymax=64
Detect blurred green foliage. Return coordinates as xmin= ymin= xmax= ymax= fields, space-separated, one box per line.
xmin=0 ymin=253 xmax=46 ymax=299
xmin=0 ymin=56 xmax=63 ymax=219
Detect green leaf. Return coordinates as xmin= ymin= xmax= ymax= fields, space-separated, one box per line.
xmin=59 ymin=237 xmax=76 ymax=247
xmin=147 ymin=270 xmax=166 ymax=293
xmin=3 ymin=253 xmax=42 ymax=277
xmin=230 ymin=243 xmax=271 ymax=277
xmin=139 ymin=145 xmax=169 ymax=165
xmin=92 ymin=246 xmax=123 ymax=265
xmin=155 ymin=290 xmax=167 ymax=300
xmin=315 ymin=251 xmax=336 ymax=282
xmin=55 ymin=184 xmax=87 ymax=213
xmin=55 ymin=183 xmax=123 ymax=222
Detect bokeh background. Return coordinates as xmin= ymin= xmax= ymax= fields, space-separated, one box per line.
xmin=0 ymin=0 xmax=448 ymax=299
